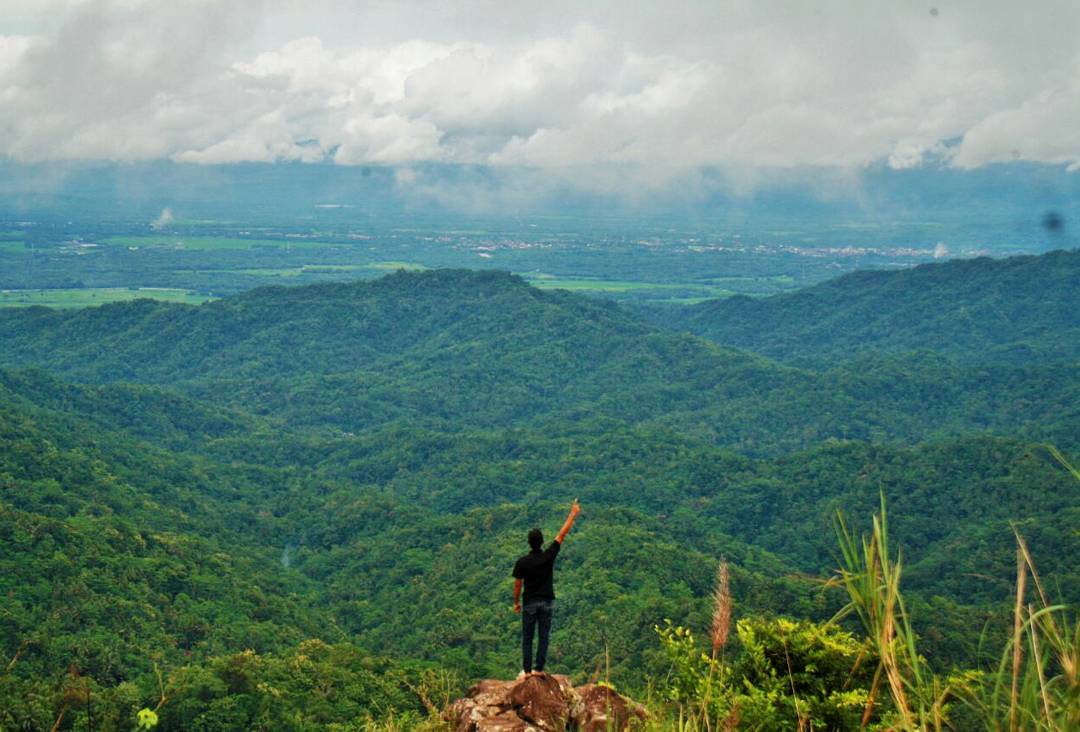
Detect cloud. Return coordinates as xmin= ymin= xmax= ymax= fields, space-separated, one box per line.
xmin=0 ymin=0 xmax=268 ymax=161
xmin=2 ymin=0 xmax=1080 ymax=181
xmin=952 ymin=86 xmax=1080 ymax=170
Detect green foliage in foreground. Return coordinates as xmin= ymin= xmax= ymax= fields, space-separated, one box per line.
xmin=0 ymin=640 xmax=435 ymax=732
xmin=647 ymin=504 xmax=1077 ymax=731
xmin=654 ymin=618 xmax=882 ymax=730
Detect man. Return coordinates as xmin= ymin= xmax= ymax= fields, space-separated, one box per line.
xmin=512 ymin=499 xmax=581 ymax=678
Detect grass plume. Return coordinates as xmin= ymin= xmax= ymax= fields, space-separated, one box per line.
xmin=710 ymin=561 xmax=731 ymax=660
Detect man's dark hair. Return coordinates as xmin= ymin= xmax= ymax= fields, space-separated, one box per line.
xmin=527 ymin=528 xmax=543 ymax=550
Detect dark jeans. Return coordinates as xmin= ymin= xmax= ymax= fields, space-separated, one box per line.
xmin=521 ymin=599 xmax=554 ymax=672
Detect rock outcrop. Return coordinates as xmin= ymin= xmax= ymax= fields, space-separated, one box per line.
xmin=444 ymin=673 xmax=646 ymax=732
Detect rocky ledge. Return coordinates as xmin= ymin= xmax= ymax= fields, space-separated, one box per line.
xmin=444 ymin=673 xmax=646 ymax=732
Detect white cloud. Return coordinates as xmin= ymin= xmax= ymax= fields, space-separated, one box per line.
xmin=335 ymin=113 xmax=442 ymax=165
xmin=952 ymin=86 xmax=1080 ymax=170
xmin=0 ymin=34 xmax=38 ymax=72
xmin=1 ymin=0 xmax=1080 ymax=179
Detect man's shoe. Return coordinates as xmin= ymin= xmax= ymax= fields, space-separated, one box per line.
xmin=516 ymin=670 xmax=528 ymax=680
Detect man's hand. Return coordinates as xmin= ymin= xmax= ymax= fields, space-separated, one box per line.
xmin=513 ymin=602 xmax=521 ymax=614
xmin=555 ymin=499 xmax=581 ymax=543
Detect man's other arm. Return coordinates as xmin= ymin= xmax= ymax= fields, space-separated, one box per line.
xmin=513 ymin=578 xmax=523 ymax=613
xmin=554 ymin=499 xmax=581 ymax=544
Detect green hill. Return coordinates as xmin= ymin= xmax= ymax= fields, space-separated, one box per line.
xmin=652 ymin=249 xmax=1080 ymax=366
xmin=0 ymin=270 xmax=1074 ymax=453
xmin=0 ymin=270 xmax=661 ymax=382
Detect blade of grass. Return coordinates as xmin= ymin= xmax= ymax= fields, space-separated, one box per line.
xmin=1009 ymin=546 xmax=1026 ymax=732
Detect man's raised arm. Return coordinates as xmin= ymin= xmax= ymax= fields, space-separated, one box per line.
xmin=555 ymin=499 xmax=581 ymax=544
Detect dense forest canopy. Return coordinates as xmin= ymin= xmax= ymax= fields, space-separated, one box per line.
xmin=1 ymin=250 xmax=1077 ymax=730
xmin=651 ymin=249 xmax=1080 ymax=366
xmin=1 ymin=265 xmax=1075 ymax=452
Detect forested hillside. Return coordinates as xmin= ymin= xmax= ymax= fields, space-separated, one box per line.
xmin=1 ymin=258 xmax=1077 ymax=730
xmin=1 ymin=270 xmax=1074 ymax=453
xmin=652 ymin=248 xmax=1079 ymax=366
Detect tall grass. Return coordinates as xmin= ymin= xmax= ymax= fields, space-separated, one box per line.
xmin=830 ymin=446 xmax=1078 ymax=732
xmin=955 ymin=527 xmax=1078 ymax=731
xmin=830 ymin=493 xmax=952 ymax=730
xmin=979 ymin=446 xmax=1078 ymax=731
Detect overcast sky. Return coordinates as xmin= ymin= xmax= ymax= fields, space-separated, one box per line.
xmin=2 ymin=0 xmax=1079 ymax=182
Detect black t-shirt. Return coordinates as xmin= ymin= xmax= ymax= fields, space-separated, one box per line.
xmin=512 ymin=541 xmax=561 ymax=604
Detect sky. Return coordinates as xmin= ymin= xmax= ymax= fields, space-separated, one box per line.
xmin=1 ymin=0 xmax=1079 ymax=196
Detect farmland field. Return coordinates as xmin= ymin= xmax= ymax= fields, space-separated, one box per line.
xmin=0 ymin=287 xmax=212 ymax=308
xmin=524 ymin=276 xmax=734 ymax=300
